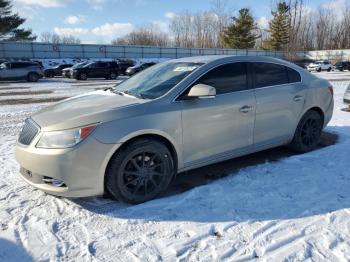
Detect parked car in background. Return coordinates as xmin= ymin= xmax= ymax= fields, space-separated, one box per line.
xmin=72 ymin=61 xmax=120 ymax=80
xmin=44 ymin=64 xmax=73 ymax=78
xmin=307 ymin=60 xmax=333 ymax=72
xmin=344 ymin=84 xmax=350 ymax=107
xmin=334 ymin=61 xmax=350 ymax=71
xmin=293 ymin=59 xmax=315 ymax=69
xmin=16 ymin=55 xmax=334 ymax=204
xmin=116 ymin=59 xmax=135 ymax=75
xmin=0 ymin=61 xmax=44 ymax=82
xmin=126 ymin=62 xmax=156 ymax=76
xmin=62 ymin=62 xmax=88 ymax=78
xmin=31 ymin=60 xmax=44 ymax=69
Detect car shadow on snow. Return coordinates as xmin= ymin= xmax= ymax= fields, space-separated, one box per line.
xmin=73 ymin=128 xmax=350 ymax=223
xmin=0 ymin=238 xmax=34 ymax=262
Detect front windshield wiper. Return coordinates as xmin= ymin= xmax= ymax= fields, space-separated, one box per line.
xmin=123 ymin=90 xmax=147 ymax=99
xmin=104 ymin=87 xmax=125 ymax=96
xmin=105 ymin=88 xmax=149 ymax=99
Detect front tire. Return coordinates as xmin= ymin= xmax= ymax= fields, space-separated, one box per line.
xmin=327 ymin=67 xmax=331 ymax=72
xmin=78 ymin=72 xmax=87 ymax=80
xmin=289 ymin=110 xmax=323 ymax=153
xmin=46 ymin=72 xmax=54 ymax=78
xmin=106 ymin=139 xmax=175 ymax=204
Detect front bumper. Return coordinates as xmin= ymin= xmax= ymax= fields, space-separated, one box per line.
xmin=15 ymin=135 xmax=120 ymax=197
xmin=307 ymin=67 xmax=319 ymax=71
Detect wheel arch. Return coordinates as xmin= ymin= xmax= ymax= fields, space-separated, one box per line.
xmin=102 ymin=132 xmax=180 ymax=191
xmin=303 ymin=106 xmax=325 ymax=126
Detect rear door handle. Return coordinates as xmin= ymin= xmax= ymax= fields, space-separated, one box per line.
xmin=294 ymin=95 xmax=304 ymax=101
xmin=239 ymin=105 xmax=254 ymax=113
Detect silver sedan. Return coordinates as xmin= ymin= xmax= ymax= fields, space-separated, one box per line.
xmin=16 ymin=55 xmax=334 ymax=203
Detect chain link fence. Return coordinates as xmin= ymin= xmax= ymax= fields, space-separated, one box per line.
xmin=0 ymin=42 xmax=285 ymax=60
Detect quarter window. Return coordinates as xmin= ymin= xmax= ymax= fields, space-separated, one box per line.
xmin=287 ymin=67 xmax=301 ymax=83
xmin=194 ymin=62 xmax=248 ymax=94
xmin=253 ymin=63 xmax=289 ymax=88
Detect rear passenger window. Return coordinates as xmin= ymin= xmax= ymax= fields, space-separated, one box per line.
xmin=195 ymin=62 xmax=248 ymax=94
xmin=10 ymin=63 xmax=22 ymax=69
xmin=287 ymin=67 xmax=301 ymax=83
xmin=98 ymin=62 xmax=108 ymax=68
xmin=253 ymin=63 xmax=288 ymax=88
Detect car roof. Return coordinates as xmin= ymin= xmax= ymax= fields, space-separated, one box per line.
xmin=169 ymin=55 xmax=298 ymax=69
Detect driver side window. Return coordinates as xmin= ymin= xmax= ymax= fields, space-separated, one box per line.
xmin=193 ymin=62 xmax=248 ymax=95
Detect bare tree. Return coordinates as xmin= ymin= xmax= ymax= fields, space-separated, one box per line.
xmin=112 ymin=24 xmax=169 ymax=46
xmin=40 ymin=32 xmax=81 ymax=44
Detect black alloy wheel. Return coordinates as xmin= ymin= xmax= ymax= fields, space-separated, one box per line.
xmin=106 ymin=139 xmax=175 ymax=204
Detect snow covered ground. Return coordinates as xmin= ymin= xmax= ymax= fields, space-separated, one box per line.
xmin=0 ymin=72 xmax=349 ymax=261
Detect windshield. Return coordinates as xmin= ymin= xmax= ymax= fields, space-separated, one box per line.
xmin=113 ymin=62 xmax=203 ymax=99
xmin=83 ymin=63 xmax=93 ymax=68
xmin=72 ymin=62 xmax=87 ymax=69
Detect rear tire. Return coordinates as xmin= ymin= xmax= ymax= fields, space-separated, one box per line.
xmin=27 ymin=72 xmax=39 ymax=82
xmin=109 ymin=72 xmax=117 ymax=80
xmin=289 ymin=110 xmax=323 ymax=153
xmin=106 ymin=139 xmax=175 ymax=204
xmin=317 ymin=67 xmax=322 ymax=72
xmin=327 ymin=67 xmax=331 ymax=72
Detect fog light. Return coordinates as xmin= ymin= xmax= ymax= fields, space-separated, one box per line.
xmin=42 ymin=177 xmax=66 ymax=187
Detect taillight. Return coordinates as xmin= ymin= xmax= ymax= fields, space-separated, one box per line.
xmin=328 ymin=86 xmax=334 ymax=97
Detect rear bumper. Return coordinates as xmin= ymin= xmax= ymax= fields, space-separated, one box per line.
xmin=324 ymin=96 xmax=334 ymax=127
xmin=15 ymin=136 xmax=120 ymax=197
xmin=344 ymin=92 xmax=350 ymax=105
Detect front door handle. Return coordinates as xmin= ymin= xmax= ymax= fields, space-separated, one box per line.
xmin=239 ymin=105 xmax=254 ymax=113
xmin=294 ymin=95 xmax=304 ymax=101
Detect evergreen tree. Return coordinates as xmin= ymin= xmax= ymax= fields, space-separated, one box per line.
xmin=0 ymin=0 xmax=36 ymax=41
xmin=221 ymin=8 xmax=259 ymax=49
xmin=268 ymin=1 xmax=290 ymax=51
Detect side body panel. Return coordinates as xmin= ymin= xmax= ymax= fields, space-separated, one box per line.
xmin=180 ymin=91 xmax=256 ymax=167
xmin=253 ymin=82 xmax=307 ymax=146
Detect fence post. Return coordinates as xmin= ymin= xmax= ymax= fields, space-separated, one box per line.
xmin=123 ymin=46 xmax=126 ymax=58
xmin=30 ymin=42 xmax=34 ymax=59
xmin=1 ymin=42 xmax=5 ymax=59
xmin=82 ymin=45 xmax=85 ymax=59
xmin=141 ymin=46 xmax=144 ymax=58
xmin=190 ymin=48 xmax=192 ymax=57
xmin=175 ymin=47 xmax=178 ymax=59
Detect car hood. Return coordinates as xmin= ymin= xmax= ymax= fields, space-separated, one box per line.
xmin=32 ymin=90 xmax=145 ymax=131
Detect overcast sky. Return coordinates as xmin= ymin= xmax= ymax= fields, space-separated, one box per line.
xmin=12 ymin=0 xmax=348 ymax=44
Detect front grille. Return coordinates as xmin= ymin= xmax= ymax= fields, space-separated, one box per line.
xmin=18 ymin=118 xmax=40 ymax=145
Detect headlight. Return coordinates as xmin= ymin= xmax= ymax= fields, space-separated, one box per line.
xmin=36 ymin=124 xmax=96 ymax=149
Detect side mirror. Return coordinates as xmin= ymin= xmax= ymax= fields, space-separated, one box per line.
xmin=187 ymin=84 xmax=216 ymax=98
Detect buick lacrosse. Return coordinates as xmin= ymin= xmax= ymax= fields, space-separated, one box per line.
xmin=16 ymin=55 xmax=334 ymax=203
